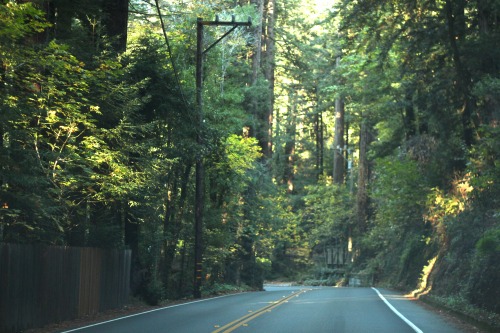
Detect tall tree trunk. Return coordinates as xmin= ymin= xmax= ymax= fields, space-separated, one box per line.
xmin=357 ymin=119 xmax=371 ymax=233
xmin=163 ymin=163 xmax=192 ymax=296
xmin=124 ymin=206 xmax=140 ymax=293
xmin=445 ymin=0 xmax=475 ymax=146
xmin=314 ymin=89 xmax=324 ymax=178
xmin=162 ymin=171 xmax=178 ymax=287
xmin=283 ymin=90 xmax=296 ymax=193
xmin=177 ymin=240 xmax=188 ymax=297
xmin=102 ymin=0 xmax=129 ymax=52
xmin=344 ymin=119 xmax=351 ymax=189
xmin=476 ymin=1 xmax=499 ymax=126
xmin=274 ymin=98 xmax=282 ymax=180
xmin=248 ymin=0 xmax=274 ymax=160
xmin=249 ymin=0 xmax=264 ymax=145
xmin=333 ymin=58 xmax=345 ymax=184
xmin=403 ymin=89 xmax=416 ymax=139
xmin=262 ymin=0 xmax=275 ymax=159
xmin=319 ymin=111 xmax=324 ymax=175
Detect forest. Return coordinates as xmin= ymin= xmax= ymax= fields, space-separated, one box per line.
xmin=0 ymin=0 xmax=499 ymax=327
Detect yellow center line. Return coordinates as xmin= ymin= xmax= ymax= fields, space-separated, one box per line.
xmin=212 ymin=289 xmax=308 ymax=333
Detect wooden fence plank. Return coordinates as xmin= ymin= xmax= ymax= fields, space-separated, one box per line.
xmin=0 ymin=243 xmax=131 ymax=333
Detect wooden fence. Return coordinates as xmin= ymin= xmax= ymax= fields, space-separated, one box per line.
xmin=0 ymin=243 xmax=131 ymax=333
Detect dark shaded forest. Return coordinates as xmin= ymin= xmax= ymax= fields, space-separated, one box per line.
xmin=1 ymin=0 xmax=499 ymax=327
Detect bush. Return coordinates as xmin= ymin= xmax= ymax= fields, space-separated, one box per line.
xmin=143 ymin=278 xmax=164 ymax=306
xmin=201 ymin=283 xmax=253 ymax=296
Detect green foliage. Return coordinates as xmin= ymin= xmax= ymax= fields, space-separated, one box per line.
xmin=143 ymin=278 xmax=164 ymax=306
xmin=302 ymin=267 xmax=345 ymax=287
xmin=477 ymin=228 xmax=500 ymax=256
xmin=359 ymin=155 xmax=434 ymax=287
xmin=1 ymin=32 xmax=148 ymax=244
xmin=326 ymin=2 xmax=500 ymax=320
xmin=302 ymin=179 xmax=353 ymax=247
xmin=201 ymin=282 xmax=253 ymax=296
xmin=424 ymin=132 xmax=500 ymax=313
xmin=213 ymin=134 xmax=261 ymax=184
xmin=0 ymin=2 xmax=50 ymax=40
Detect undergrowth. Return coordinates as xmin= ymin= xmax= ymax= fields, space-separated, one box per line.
xmin=201 ymin=283 xmax=254 ymax=296
xmin=422 ymin=294 xmax=500 ymax=332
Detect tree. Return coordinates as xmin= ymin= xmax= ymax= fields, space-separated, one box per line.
xmin=332 ymin=56 xmax=345 ymax=184
xmin=330 ymin=2 xmax=500 ymax=313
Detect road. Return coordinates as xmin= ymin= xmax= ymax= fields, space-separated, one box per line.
xmin=60 ymin=286 xmax=464 ymax=333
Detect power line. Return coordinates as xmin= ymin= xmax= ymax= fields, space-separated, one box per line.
xmin=153 ymin=0 xmax=191 ymax=111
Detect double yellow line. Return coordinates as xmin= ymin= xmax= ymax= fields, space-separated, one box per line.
xmin=212 ymin=289 xmax=308 ymax=333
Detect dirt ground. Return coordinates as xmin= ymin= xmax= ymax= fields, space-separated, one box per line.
xmin=22 ymin=298 xmax=189 ymax=333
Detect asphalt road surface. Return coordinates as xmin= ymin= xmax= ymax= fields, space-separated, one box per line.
xmin=59 ymin=286 xmax=464 ymax=333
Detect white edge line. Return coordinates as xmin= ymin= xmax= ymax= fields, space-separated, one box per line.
xmin=372 ymin=287 xmax=424 ymax=333
xmin=59 ymin=293 xmax=243 ymax=333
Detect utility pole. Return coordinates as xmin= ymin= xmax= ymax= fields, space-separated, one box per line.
xmin=194 ymin=15 xmax=251 ymax=299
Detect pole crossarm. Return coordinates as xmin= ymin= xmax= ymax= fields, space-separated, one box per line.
xmin=203 ymin=25 xmax=238 ymax=55
xmin=198 ymin=16 xmax=252 ymax=55
xmin=198 ymin=15 xmax=252 ymax=26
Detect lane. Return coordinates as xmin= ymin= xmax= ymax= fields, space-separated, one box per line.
xmin=59 ymin=287 xmax=465 ymax=333
xmin=59 ymin=289 xmax=300 ymax=333
xmin=375 ymin=288 xmax=463 ymax=333
xmin=212 ymin=289 xmax=309 ymax=333
xmin=230 ymin=287 xmax=417 ymax=333
xmin=248 ymin=287 xmax=463 ymax=333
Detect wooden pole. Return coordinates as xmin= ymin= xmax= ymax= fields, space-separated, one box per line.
xmin=194 ymin=18 xmax=204 ymax=299
xmin=193 ymin=16 xmax=251 ymax=299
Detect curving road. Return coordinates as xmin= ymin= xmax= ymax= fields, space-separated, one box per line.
xmin=59 ymin=286 xmax=464 ymax=333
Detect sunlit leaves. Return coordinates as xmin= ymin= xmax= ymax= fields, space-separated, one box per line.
xmin=1 ymin=22 xmax=147 ymax=241
xmin=0 ymin=2 xmax=50 ymax=41
xmin=222 ymin=134 xmax=262 ymax=176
